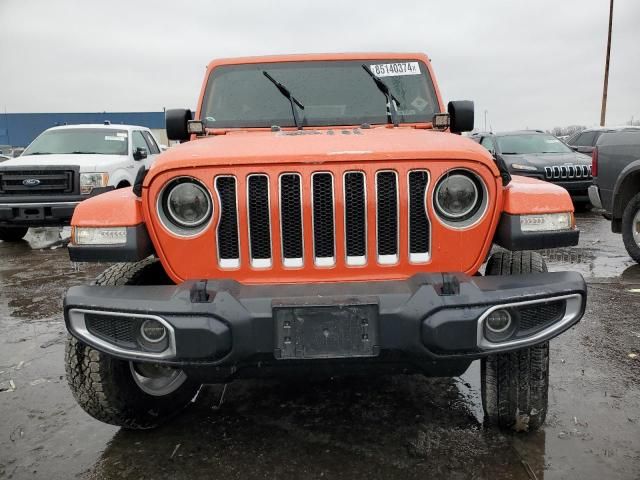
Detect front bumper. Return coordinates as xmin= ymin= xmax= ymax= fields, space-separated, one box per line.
xmin=0 ymin=188 xmax=113 ymax=226
xmin=64 ymin=272 xmax=587 ymax=377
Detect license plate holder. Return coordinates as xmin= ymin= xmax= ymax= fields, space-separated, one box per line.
xmin=273 ymin=300 xmax=379 ymax=360
xmin=19 ymin=207 xmax=44 ymax=220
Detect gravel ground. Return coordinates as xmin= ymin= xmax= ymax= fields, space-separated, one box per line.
xmin=0 ymin=211 xmax=639 ymax=480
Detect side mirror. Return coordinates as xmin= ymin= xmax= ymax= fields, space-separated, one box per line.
xmin=166 ymin=108 xmax=193 ymax=141
xmin=133 ymin=147 xmax=147 ymax=161
xmin=569 ymin=145 xmax=579 ymax=152
xmin=448 ymin=100 xmax=474 ymax=133
xmin=159 ymin=144 xmax=168 ymax=152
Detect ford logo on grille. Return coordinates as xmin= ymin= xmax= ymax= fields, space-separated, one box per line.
xmin=23 ymin=178 xmax=41 ymax=186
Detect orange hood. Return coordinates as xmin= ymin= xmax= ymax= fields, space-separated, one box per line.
xmin=145 ymin=127 xmax=499 ymax=183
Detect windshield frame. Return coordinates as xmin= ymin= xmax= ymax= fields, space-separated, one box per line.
xmin=196 ymin=54 xmax=444 ymax=131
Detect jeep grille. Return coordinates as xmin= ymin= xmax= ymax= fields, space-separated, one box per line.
xmin=212 ymin=169 xmax=431 ymax=269
xmin=543 ymin=165 xmax=592 ymax=180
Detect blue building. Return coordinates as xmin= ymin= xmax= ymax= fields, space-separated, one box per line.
xmin=0 ymin=112 xmax=166 ymax=147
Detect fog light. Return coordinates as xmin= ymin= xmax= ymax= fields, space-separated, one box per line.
xmin=140 ymin=319 xmax=167 ymax=343
xmin=486 ymin=309 xmax=512 ymax=333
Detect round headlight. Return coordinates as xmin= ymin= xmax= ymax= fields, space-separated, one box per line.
xmin=161 ymin=178 xmax=212 ymax=230
xmin=433 ymin=170 xmax=485 ymax=224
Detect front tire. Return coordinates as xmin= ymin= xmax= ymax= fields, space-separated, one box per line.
xmin=0 ymin=226 xmax=28 ymax=242
xmin=481 ymin=251 xmax=550 ymax=431
xmin=621 ymin=192 xmax=640 ymax=263
xmin=65 ymin=259 xmax=201 ymax=429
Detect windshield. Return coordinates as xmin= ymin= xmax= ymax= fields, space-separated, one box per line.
xmin=497 ymin=134 xmax=572 ymax=155
xmin=23 ymin=128 xmax=129 ymax=156
xmin=200 ymin=60 xmax=440 ymax=128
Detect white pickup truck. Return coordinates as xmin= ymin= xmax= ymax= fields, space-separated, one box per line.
xmin=0 ymin=123 xmax=162 ymax=241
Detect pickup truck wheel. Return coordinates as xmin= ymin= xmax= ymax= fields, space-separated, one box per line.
xmin=0 ymin=226 xmax=28 ymax=242
xmin=65 ymin=259 xmax=201 ymax=429
xmin=621 ymin=193 xmax=640 ymax=263
xmin=481 ymin=251 xmax=549 ymax=432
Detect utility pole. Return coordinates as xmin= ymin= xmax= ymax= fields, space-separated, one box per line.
xmin=484 ymin=110 xmax=488 ymax=131
xmin=600 ymin=0 xmax=614 ymax=126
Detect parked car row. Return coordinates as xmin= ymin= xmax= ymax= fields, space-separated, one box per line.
xmin=0 ymin=123 xmax=162 ymax=241
xmin=470 ymin=126 xmax=640 ymax=265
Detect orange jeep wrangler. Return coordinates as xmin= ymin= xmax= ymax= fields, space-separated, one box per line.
xmin=63 ymin=53 xmax=586 ymax=431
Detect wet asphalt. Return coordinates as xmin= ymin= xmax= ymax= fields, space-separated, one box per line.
xmin=0 ymin=212 xmax=639 ymax=480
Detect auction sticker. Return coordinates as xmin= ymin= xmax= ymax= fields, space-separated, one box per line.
xmin=104 ymin=135 xmax=125 ymax=141
xmin=370 ymin=62 xmax=421 ymax=77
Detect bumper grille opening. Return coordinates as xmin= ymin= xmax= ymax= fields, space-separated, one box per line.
xmin=517 ymin=300 xmax=566 ymax=335
xmin=280 ymin=174 xmax=304 ymax=267
xmin=215 ymin=176 xmax=240 ymax=268
xmin=376 ymin=171 xmax=398 ymax=264
xmin=408 ymin=170 xmax=430 ymax=263
xmin=344 ymin=171 xmax=366 ymax=265
xmin=247 ymin=174 xmax=272 ymax=268
xmin=312 ymin=173 xmax=335 ymax=266
xmin=85 ymin=313 xmax=137 ymax=349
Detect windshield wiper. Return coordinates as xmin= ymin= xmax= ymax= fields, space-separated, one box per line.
xmin=362 ymin=64 xmax=401 ymax=127
xmin=27 ymin=152 xmax=52 ymax=155
xmin=71 ymin=151 xmax=100 ymax=154
xmin=263 ymin=71 xmax=305 ymax=130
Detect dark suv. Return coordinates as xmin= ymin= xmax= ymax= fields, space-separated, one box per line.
xmin=589 ymin=129 xmax=640 ymax=263
xmin=566 ymin=126 xmax=640 ymax=156
xmin=471 ymin=130 xmax=592 ymax=207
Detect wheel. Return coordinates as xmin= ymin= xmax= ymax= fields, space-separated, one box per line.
xmin=0 ymin=226 xmax=28 ymax=242
xmin=621 ymin=192 xmax=640 ymax=263
xmin=65 ymin=258 xmax=201 ymax=429
xmin=481 ymin=251 xmax=549 ymax=431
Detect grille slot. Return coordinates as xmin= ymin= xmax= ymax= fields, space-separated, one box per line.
xmin=344 ymin=172 xmax=366 ymax=265
xmin=85 ymin=313 xmax=137 ymax=348
xmin=215 ymin=176 xmax=240 ymax=268
xmin=517 ymin=300 xmax=566 ymax=335
xmin=0 ymin=169 xmax=74 ymax=195
xmin=376 ymin=171 xmax=398 ymax=264
xmin=312 ymin=173 xmax=335 ymax=266
xmin=280 ymin=174 xmax=304 ymax=267
xmin=247 ymin=175 xmax=272 ymax=267
xmin=408 ymin=170 xmax=430 ymax=263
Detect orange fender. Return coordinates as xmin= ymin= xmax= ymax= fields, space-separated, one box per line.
xmin=502 ymin=175 xmax=574 ymax=214
xmin=71 ymin=188 xmax=145 ymax=227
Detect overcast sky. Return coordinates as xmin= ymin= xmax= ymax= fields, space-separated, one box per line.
xmin=1 ymin=0 xmax=638 ymax=131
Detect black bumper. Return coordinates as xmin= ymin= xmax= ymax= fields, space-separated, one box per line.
xmin=553 ymin=179 xmax=592 ymax=202
xmin=0 ymin=188 xmax=113 ymax=226
xmin=64 ymin=272 xmax=587 ymax=378
xmin=493 ymin=214 xmax=580 ymax=251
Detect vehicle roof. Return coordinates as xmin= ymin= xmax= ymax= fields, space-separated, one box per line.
xmin=472 ymin=130 xmax=547 ymax=137
xmin=44 ymin=124 xmax=150 ymax=131
xmin=206 ymin=52 xmax=430 ymax=69
xmin=580 ymin=125 xmax=640 ymax=132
